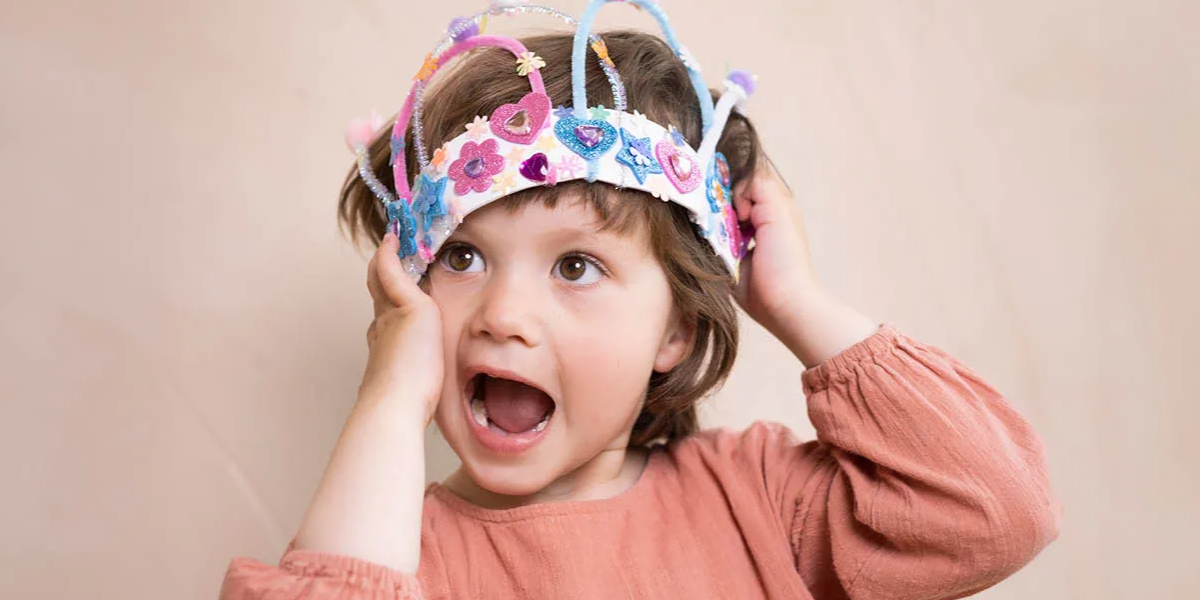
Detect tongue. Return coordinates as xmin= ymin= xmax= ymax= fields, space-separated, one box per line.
xmin=483 ymin=377 xmax=553 ymax=433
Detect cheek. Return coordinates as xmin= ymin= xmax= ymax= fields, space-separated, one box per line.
xmin=557 ymin=290 xmax=671 ymax=426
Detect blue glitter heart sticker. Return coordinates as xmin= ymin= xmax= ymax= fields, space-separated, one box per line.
xmin=554 ymin=116 xmax=617 ymax=161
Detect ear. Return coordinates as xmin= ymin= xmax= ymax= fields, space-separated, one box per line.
xmin=653 ymin=309 xmax=695 ymax=373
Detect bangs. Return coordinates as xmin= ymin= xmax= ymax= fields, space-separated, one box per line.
xmin=495 ymin=180 xmax=651 ymax=238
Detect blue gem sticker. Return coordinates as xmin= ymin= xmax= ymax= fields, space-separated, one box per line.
xmin=554 ymin=115 xmax=617 ymax=161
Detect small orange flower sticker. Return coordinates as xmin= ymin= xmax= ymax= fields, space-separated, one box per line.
xmin=431 ymin=146 xmax=447 ymax=169
xmin=416 ymin=53 xmax=438 ymax=81
xmin=591 ymin=39 xmax=614 ymax=68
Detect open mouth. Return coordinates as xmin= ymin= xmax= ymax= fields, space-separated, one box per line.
xmin=465 ymin=372 xmax=556 ymax=437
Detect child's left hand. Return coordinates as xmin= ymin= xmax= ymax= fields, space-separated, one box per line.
xmin=732 ymin=164 xmax=880 ymax=367
xmin=731 ymin=164 xmax=822 ymax=335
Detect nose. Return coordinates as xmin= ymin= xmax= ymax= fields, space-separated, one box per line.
xmin=468 ymin=271 xmax=540 ymax=347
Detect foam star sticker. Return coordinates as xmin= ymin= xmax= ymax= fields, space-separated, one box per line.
xmin=411 ymin=173 xmax=447 ymax=230
xmin=515 ymin=51 xmax=546 ymax=76
xmin=614 ymin=128 xmax=663 ymax=184
xmin=589 ymin=105 xmax=610 ymax=120
xmin=504 ymin=146 xmax=525 ymax=165
xmin=553 ymin=105 xmax=574 ymax=119
xmin=667 ymin=124 xmax=687 ymax=147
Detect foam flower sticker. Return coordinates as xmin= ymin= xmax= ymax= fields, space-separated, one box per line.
xmin=707 ymin=178 xmax=724 ymax=212
xmin=722 ymin=195 xmax=742 ymax=258
xmin=386 ymin=199 xmax=419 ymax=258
xmin=504 ymin=146 xmax=525 ymax=165
xmin=431 ymin=146 xmax=448 ymax=169
xmin=416 ymin=53 xmax=438 ymax=81
xmin=447 ymin=195 xmax=464 ymax=224
xmin=411 ymin=173 xmax=448 ymax=230
xmin=534 ymin=131 xmax=558 ymax=153
xmin=557 ymin=154 xmax=584 ymax=179
xmin=515 ymin=51 xmax=546 ymax=77
xmin=492 ymin=171 xmax=518 ymax=195
xmin=647 ymin=177 xmax=674 ymax=201
xmin=417 ymin=237 xmax=435 ymax=263
xmin=465 ymin=115 xmax=490 ymax=141
xmin=447 ymin=139 xmax=505 ymax=196
xmin=591 ymin=39 xmax=615 ymax=68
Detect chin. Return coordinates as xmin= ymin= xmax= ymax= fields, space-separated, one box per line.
xmin=434 ymin=404 xmax=565 ymax=498
xmin=460 ymin=456 xmax=559 ymax=497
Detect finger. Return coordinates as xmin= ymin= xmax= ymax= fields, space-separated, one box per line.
xmin=732 ymin=174 xmax=759 ymax=224
xmin=374 ymin=231 xmax=427 ymax=308
xmin=367 ymin=235 xmax=392 ymax=313
xmin=734 ymin=246 xmax=754 ymax=306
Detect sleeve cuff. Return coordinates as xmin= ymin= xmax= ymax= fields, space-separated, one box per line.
xmin=279 ymin=548 xmax=425 ymax=598
xmin=800 ymin=322 xmax=902 ymax=394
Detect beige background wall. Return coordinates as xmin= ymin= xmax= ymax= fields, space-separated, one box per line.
xmin=2 ymin=1 xmax=1197 ymax=598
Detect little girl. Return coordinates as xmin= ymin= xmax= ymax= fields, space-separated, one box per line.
xmin=220 ymin=3 xmax=1059 ymax=599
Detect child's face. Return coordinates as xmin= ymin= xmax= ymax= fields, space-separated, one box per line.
xmin=428 ymin=194 xmax=691 ymax=497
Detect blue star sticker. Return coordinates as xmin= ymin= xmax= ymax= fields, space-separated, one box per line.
xmin=553 ymin=105 xmax=574 ymax=119
xmin=411 ymin=173 xmax=447 ymax=230
xmin=614 ymin=128 xmax=663 ymax=184
xmin=386 ymin=199 xmax=418 ymax=258
xmin=389 ymin=133 xmax=405 ymax=167
xmin=668 ymin=125 xmax=687 ymax=147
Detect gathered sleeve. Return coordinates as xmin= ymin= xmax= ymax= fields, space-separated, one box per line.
xmin=218 ymin=541 xmax=425 ymax=600
xmin=748 ymin=323 xmax=1060 ymax=600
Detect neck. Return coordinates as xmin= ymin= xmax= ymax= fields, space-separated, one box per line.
xmin=445 ymin=445 xmax=650 ymax=509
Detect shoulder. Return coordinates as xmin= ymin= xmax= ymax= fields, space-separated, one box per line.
xmin=661 ymin=420 xmax=818 ymax=484
xmin=672 ymin=420 xmax=803 ymax=456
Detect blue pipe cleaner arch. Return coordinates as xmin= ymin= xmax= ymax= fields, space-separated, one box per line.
xmin=571 ymin=0 xmax=715 ymax=132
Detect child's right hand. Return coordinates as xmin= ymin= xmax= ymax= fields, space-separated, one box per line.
xmin=361 ymin=231 xmax=444 ymax=427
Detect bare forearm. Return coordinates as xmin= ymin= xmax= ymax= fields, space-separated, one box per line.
xmin=776 ymin=287 xmax=880 ymax=369
xmin=292 ymin=391 xmax=427 ymax=574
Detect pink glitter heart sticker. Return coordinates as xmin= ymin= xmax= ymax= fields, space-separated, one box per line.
xmin=489 ymin=92 xmax=551 ymax=145
xmin=655 ymin=139 xmax=701 ymax=194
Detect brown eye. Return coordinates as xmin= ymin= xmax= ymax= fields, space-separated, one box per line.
xmin=555 ymin=254 xmax=604 ymax=284
xmin=441 ymin=244 xmax=483 ymax=272
xmin=559 ymin=257 xmax=586 ymax=281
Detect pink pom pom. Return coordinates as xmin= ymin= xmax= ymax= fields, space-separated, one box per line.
xmin=344 ymin=117 xmax=377 ymax=152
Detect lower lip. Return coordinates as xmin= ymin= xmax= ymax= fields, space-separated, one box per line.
xmin=461 ymin=397 xmax=552 ymax=454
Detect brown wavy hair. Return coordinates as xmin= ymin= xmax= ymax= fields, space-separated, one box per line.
xmin=338 ymin=31 xmax=764 ymax=446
